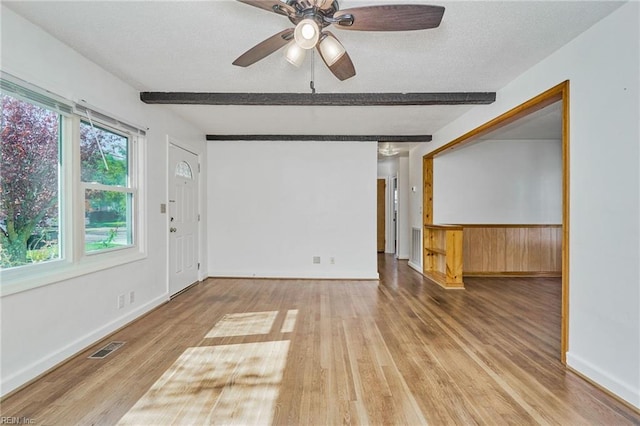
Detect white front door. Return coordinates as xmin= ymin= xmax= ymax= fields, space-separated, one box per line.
xmin=168 ymin=143 xmax=199 ymax=295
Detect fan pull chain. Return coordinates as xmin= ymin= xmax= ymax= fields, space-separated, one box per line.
xmin=310 ymin=49 xmax=316 ymax=94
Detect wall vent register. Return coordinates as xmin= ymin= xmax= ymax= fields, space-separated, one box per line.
xmin=88 ymin=341 xmax=126 ymax=359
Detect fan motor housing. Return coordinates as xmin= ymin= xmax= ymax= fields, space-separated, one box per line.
xmin=286 ymin=0 xmax=341 ymax=27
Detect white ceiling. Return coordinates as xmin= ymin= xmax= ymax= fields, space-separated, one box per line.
xmin=479 ymin=101 xmax=563 ymax=141
xmin=4 ymin=0 xmax=623 ymax=142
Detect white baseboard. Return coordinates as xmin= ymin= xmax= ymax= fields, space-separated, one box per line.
xmin=408 ymin=261 xmax=423 ymax=274
xmin=209 ymin=270 xmax=379 ymax=280
xmin=1 ymin=294 xmax=168 ymax=397
xmin=566 ymin=351 xmax=640 ymax=409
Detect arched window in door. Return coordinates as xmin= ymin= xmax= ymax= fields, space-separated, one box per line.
xmin=175 ymin=161 xmax=193 ymax=179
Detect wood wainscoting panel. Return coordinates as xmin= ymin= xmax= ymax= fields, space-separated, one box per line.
xmin=462 ymin=225 xmax=562 ymax=276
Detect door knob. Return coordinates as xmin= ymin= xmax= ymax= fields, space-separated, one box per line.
xmin=170 ymin=227 xmax=177 ymax=233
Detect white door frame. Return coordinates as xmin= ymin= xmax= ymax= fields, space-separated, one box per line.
xmin=385 ymin=175 xmax=397 ymax=254
xmin=166 ymin=136 xmax=201 ymax=296
xmin=393 ymin=176 xmax=399 ymax=258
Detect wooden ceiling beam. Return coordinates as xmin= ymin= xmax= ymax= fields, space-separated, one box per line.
xmin=205 ymin=134 xmax=432 ymax=142
xmin=140 ymin=92 xmax=495 ymax=106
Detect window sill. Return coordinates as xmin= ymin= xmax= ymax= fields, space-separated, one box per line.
xmin=0 ymin=248 xmax=147 ymax=297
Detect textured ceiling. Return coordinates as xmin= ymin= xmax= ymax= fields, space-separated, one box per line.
xmin=480 ymin=101 xmax=563 ymax=141
xmin=3 ymin=0 xmax=623 ymax=141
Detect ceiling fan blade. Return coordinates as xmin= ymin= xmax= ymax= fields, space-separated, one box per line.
xmin=329 ymin=52 xmax=356 ymax=81
xmin=236 ymin=0 xmax=296 ymax=16
xmin=316 ymin=33 xmax=356 ymax=81
xmin=334 ymin=5 xmax=445 ymax=31
xmin=328 ymin=51 xmax=356 ymax=81
xmin=233 ymin=28 xmax=294 ymax=67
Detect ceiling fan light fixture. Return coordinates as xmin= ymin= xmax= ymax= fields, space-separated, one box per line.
xmin=233 ymin=1 xmax=445 ymax=81
xmin=319 ymin=33 xmax=346 ymax=66
xmin=294 ymin=19 xmax=320 ymax=49
xmin=379 ymin=144 xmax=399 ymax=157
xmin=284 ymin=40 xmax=306 ymax=67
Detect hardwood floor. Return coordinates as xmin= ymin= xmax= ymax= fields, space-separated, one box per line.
xmin=2 ymin=255 xmax=638 ymax=425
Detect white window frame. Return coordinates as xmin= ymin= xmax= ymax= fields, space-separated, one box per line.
xmin=78 ymin=118 xmax=138 ymax=256
xmin=0 ymin=75 xmax=147 ymax=297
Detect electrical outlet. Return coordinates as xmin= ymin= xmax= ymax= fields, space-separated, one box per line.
xmin=117 ymin=294 xmax=125 ymax=309
xmin=313 ymin=256 xmax=321 ymax=264
xmin=129 ymin=291 xmax=135 ymax=304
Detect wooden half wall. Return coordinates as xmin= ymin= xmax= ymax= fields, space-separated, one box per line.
xmin=460 ymin=224 xmax=562 ymax=276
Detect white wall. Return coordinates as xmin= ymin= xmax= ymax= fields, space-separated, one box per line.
xmin=207 ymin=140 xmax=378 ymax=279
xmin=433 ymin=139 xmax=562 ymax=224
xmin=410 ymin=2 xmax=639 ymax=407
xmin=0 ymin=7 xmax=204 ymax=396
xmin=396 ymin=157 xmax=410 ymax=259
xmin=377 ymin=157 xmax=398 ymax=178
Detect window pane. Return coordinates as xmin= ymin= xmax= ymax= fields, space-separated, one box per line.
xmin=175 ymin=161 xmax=193 ymax=179
xmin=80 ymin=121 xmax=128 ymax=186
xmin=1 ymin=94 xmax=61 ymax=269
xmin=85 ymin=189 xmax=133 ymax=252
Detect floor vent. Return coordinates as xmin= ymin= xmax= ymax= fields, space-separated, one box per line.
xmin=411 ymin=227 xmax=422 ymax=265
xmin=88 ymin=341 xmax=125 ymax=359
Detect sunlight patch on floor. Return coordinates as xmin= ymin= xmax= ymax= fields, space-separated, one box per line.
xmin=280 ymin=309 xmax=298 ymax=333
xmin=205 ymin=311 xmax=278 ymax=338
xmin=117 ymin=340 xmax=290 ymax=425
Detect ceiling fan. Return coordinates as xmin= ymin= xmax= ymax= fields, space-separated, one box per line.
xmin=232 ymin=0 xmax=445 ymax=81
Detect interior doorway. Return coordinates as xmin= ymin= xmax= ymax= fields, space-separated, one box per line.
xmin=393 ymin=177 xmax=398 ymax=257
xmin=377 ymin=179 xmax=386 ymax=252
xmin=422 ymin=81 xmax=570 ymax=362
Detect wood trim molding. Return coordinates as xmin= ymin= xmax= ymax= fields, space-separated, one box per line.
xmin=561 ymin=81 xmax=570 ymax=365
xmin=422 ymin=80 xmax=570 ymax=363
xmin=140 ymin=92 xmax=496 ymax=106
xmin=464 ymin=272 xmax=562 ymax=277
xmin=424 ymin=224 xmax=463 ymax=231
xmin=423 ymin=157 xmax=433 ymax=225
xmin=206 ymin=134 xmax=432 ymax=142
xmin=454 ymin=224 xmax=562 ymax=228
xmin=425 ymin=81 xmax=567 ymax=159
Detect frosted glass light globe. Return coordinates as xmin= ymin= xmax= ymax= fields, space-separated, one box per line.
xmin=301 ymin=23 xmax=316 ymax=40
xmin=294 ymin=19 xmax=320 ymax=49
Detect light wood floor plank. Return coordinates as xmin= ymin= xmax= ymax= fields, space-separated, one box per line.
xmin=1 ymin=255 xmax=639 ymax=425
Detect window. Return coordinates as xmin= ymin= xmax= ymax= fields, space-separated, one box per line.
xmin=175 ymin=161 xmax=193 ymax=179
xmin=80 ymin=121 xmax=135 ymax=253
xmin=0 ymin=75 xmax=145 ymax=295
xmin=0 ymin=93 xmax=62 ymax=269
